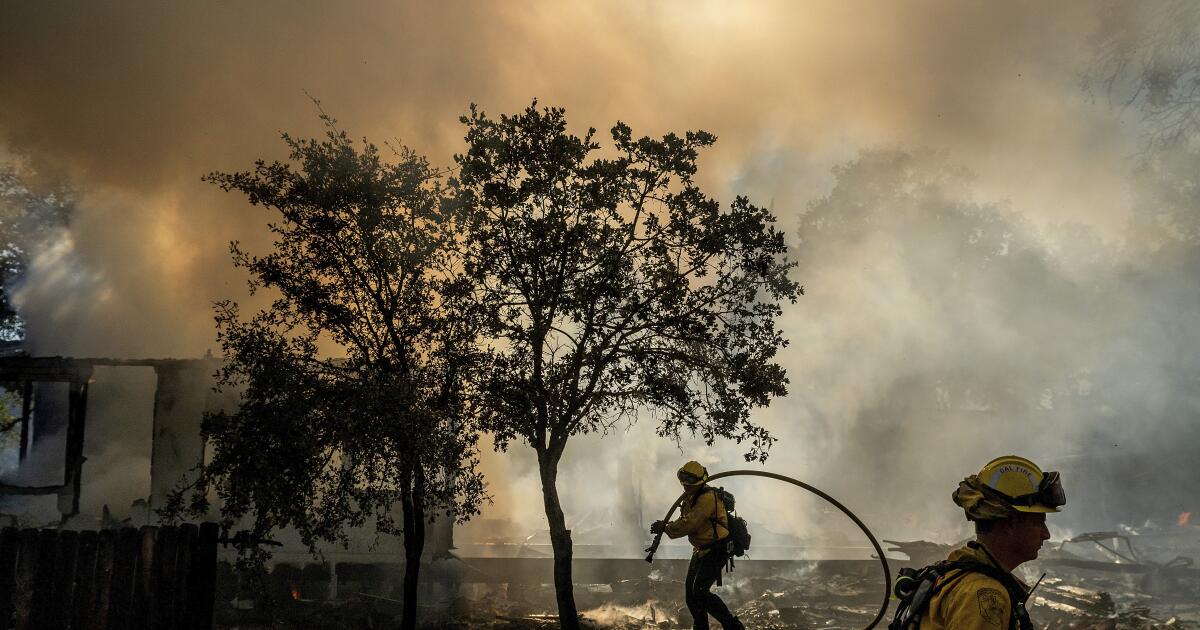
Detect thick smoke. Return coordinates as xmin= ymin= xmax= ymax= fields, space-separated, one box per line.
xmin=2 ymin=1 xmax=1199 ymax=551
xmin=763 ymin=147 xmax=1200 ymax=543
xmin=0 ymin=1 xmax=1138 ymax=354
xmin=0 ymin=2 xmax=1137 ymax=351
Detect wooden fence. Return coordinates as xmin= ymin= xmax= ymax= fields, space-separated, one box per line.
xmin=0 ymin=522 xmax=219 ymax=630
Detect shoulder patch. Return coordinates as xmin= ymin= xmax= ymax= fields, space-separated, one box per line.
xmin=977 ymin=587 xmax=1007 ymax=627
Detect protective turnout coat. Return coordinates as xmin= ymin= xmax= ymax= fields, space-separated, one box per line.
xmin=921 ymin=542 xmax=1029 ymax=630
xmin=664 ymin=486 xmax=729 ymax=556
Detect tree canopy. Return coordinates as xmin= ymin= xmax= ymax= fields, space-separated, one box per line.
xmin=169 ymin=114 xmax=486 ymax=629
xmin=457 ymin=102 xmax=799 ymax=459
xmin=453 ymin=101 xmax=801 ymax=626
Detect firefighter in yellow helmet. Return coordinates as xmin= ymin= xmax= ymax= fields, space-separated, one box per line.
xmin=904 ymin=455 xmax=1064 ymax=630
xmin=650 ymin=461 xmax=744 ymax=630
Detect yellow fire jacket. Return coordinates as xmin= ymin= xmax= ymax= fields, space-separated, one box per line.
xmin=921 ymin=541 xmax=1028 ymax=630
xmin=664 ymin=486 xmax=729 ymax=556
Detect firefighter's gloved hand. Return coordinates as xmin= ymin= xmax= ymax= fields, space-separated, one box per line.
xmin=650 ymin=520 xmax=666 ymax=534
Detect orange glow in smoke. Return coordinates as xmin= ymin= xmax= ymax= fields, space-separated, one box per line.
xmin=290 ymin=582 xmax=301 ymax=601
xmin=1178 ymin=512 xmax=1192 ymax=527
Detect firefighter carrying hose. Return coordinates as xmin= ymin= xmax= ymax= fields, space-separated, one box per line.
xmin=891 ymin=455 xmax=1066 ymax=630
xmin=650 ymin=461 xmax=744 ymax=630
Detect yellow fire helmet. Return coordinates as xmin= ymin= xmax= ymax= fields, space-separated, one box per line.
xmin=677 ymin=461 xmax=709 ymax=486
xmin=976 ymin=455 xmax=1065 ymax=513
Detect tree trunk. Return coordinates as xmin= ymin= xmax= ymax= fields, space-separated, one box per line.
xmin=537 ymin=446 xmax=579 ymax=629
xmin=400 ymin=469 xmax=426 ymax=630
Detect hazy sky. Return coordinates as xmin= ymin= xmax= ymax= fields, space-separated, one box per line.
xmin=4 ymin=2 xmax=1191 ymax=544
xmin=0 ymin=1 xmax=1143 ymax=356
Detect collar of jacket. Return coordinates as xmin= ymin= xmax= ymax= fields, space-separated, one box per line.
xmin=964 ymin=540 xmax=1030 ymax=591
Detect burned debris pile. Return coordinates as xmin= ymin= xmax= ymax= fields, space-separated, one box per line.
xmin=204 ymin=543 xmax=1199 ymax=628
xmin=1027 ymin=530 xmax=1200 ymax=629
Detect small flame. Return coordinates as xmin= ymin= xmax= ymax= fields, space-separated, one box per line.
xmin=1178 ymin=512 xmax=1192 ymax=527
xmin=290 ymin=582 xmax=301 ymax=601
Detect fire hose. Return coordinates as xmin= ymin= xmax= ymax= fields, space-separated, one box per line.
xmin=644 ymin=470 xmax=892 ymax=630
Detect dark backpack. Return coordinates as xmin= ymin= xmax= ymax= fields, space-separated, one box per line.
xmin=889 ymin=558 xmax=1032 ymax=630
xmin=707 ymin=487 xmax=751 ymax=557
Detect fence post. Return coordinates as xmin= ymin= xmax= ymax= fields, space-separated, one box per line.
xmin=107 ymin=527 xmax=141 ymax=629
xmin=174 ymin=524 xmax=196 ymax=623
xmin=51 ymin=529 xmax=80 ymax=628
xmin=72 ymin=530 xmax=99 ymax=630
xmin=11 ymin=528 xmax=38 ymax=630
xmin=137 ymin=526 xmax=157 ymax=630
xmin=31 ymin=529 xmax=59 ymax=626
xmin=190 ymin=522 xmax=219 ymax=630
xmin=153 ymin=526 xmax=179 ymax=628
xmin=0 ymin=527 xmax=18 ymax=627
xmin=88 ymin=529 xmax=116 ymax=630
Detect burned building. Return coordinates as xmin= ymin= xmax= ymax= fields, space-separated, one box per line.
xmin=0 ymin=355 xmax=453 ymax=569
xmin=0 ymin=356 xmax=236 ymax=525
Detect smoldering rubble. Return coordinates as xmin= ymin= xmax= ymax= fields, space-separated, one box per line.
xmin=201 ymin=529 xmax=1200 ymax=629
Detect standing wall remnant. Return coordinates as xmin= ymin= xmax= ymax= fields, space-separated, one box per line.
xmin=148 ymin=360 xmax=218 ymax=519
